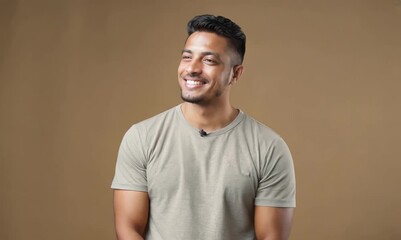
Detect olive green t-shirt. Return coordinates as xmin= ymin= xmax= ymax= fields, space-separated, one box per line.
xmin=111 ymin=105 xmax=296 ymax=240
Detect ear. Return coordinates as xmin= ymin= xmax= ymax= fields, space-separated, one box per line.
xmin=230 ymin=65 xmax=244 ymax=85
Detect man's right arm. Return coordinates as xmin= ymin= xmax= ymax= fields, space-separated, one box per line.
xmin=113 ymin=190 xmax=149 ymax=240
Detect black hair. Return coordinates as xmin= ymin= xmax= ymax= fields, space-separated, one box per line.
xmin=187 ymin=14 xmax=246 ymax=64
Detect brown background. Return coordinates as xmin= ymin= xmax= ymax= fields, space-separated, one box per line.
xmin=1 ymin=0 xmax=400 ymax=239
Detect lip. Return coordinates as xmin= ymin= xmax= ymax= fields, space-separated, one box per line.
xmin=182 ymin=75 xmax=208 ymax=83
xmin=184 ymin=79 xmax=205 ymax=89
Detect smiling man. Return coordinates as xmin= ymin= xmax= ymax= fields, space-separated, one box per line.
xmin=111 ymin=14 xmax=296 ymax=240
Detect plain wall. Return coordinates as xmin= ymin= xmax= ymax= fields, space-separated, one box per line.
xmin=1 ymin=0 xmax=400 ymax=239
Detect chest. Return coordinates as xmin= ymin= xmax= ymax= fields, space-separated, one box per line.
xmin=146 ymin=136 xmax=259 ymax=205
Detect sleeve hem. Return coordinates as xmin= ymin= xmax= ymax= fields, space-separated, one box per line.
xmin=111 ymin=183 xmax=148 ymax=192
xmin=254 ymin=199 xmax=296 ymax=208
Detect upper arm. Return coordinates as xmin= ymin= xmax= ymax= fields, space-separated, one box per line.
xmin=254 ymin=206 xmax=294 ymax=240
xmin=111 ymin=125 xmax=148 ymax=191
xmin=255 ymin=138 xmax=296 ymax=207
xmin=114 ymin=190 xmax=149 ymax=239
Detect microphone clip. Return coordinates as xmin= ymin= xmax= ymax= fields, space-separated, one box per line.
xmin=199 ymin=129 xmax=208 ymax=137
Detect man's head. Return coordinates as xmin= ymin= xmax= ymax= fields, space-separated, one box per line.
xmin=187 ymin=14 xmax=246 ymax=65
xmin=178 ymin=15 xmax=246 ymax=105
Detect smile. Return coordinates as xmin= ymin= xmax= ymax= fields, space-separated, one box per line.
xmin=186 ymin=80 xmax=205 ymax=86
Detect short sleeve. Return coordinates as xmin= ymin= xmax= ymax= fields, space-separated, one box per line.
xmin=255 ymin=138 xmax=296 ymax=207
xmin=111 ymin=125 xmax=148 ymax=192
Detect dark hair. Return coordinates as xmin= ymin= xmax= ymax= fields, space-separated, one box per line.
xmin=187 ymin=14 xmax=246 ymax=64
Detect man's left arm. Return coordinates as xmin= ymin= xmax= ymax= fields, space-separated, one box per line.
xmin=254 ymin=137 xmax=296 ymax=240
xmin=254 ymin=206 xmax=294 ymax=240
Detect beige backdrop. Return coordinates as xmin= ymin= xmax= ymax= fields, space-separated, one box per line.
xmin=1 ymin=0 xmax=400 ymax=239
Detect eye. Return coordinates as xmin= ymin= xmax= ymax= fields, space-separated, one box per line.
xmin=181 ymin=55 xmax=192 ymax=61
xmin=204 ymin=58 xmax=217 ymax=64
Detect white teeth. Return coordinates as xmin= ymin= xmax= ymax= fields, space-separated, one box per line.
xmin=187 ymin=80 xmax=203 ymax=85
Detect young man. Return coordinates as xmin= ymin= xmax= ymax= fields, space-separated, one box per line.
xmin=112 ymin=14 xmax=296 ymax=240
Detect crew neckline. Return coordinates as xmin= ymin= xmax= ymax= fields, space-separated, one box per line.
xmin=175 ymin=104 xmax=245 ymax=138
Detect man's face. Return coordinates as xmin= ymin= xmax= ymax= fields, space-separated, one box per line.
xmin=178 ymin=31 xmax=238 ymax=105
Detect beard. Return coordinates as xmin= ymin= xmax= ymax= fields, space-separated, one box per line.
xmin=179 ymin=73 xmax=229 ymax=105
xmin=181 ymin=93 xmax=204 ymax=104
xmin=180 ymin=88 xmax=224 ymax=105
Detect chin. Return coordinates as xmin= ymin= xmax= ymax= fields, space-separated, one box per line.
xmin=181 ymin=95 xmax=203 ymax=104
xmin=180 ymin=93 xmax=208 ymax=105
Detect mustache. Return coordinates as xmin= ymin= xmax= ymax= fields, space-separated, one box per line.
xmin=182 ymin=73 xmax=208 ymax=82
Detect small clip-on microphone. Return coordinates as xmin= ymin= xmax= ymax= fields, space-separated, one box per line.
xmin=199 ymin=129 xmax=208 ymax=137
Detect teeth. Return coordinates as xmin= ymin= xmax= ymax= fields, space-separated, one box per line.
xmin=187 ymin=80 xmax=203 ymax=85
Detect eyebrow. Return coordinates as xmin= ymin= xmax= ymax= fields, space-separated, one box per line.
xmin=181 ymin=49 xmax=221 ymax=59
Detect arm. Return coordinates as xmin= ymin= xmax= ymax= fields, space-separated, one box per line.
xmin=254 ymin=206 xmax=294 ymax=240
xmin=114 ymin=190 xmax=149 ymax=240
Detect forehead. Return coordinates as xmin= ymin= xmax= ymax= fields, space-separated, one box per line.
xmin=184 ymin=31 xmax=230 ymax=54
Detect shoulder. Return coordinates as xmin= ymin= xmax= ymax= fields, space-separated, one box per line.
xmin=127 ymin=105 xmax=178 ymax=131
xmin=241 ymin=113 xmax=282 ymax=141
xmin=238 ymin=112 xmax=292 ymax=156
xmin=123 ymin=105 xmax=179 ymax=142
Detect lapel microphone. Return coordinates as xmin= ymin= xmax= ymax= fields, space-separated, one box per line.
xmin=199 ymin=129 xmax=208 ymax=137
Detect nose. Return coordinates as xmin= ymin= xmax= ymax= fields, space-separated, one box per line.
xmin=186 ymin=59 xmax=202 ymax=75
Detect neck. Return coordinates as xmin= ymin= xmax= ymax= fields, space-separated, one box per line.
xmin=181 ymin=101 xmax=239 ymax=133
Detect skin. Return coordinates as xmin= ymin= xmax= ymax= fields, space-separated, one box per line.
xmin=114 ymin=190 xmax=149 ymax=240
xmin=177 ymin=31 xmax=243 ymax=132
xmin=114 ymin=31 xmax=294 ymax=240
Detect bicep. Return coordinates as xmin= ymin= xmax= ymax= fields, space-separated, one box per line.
xmin=254 ymin=206 xmax=294 ymax=240
xmin=114 ymin=190 xmax=149 ymax=238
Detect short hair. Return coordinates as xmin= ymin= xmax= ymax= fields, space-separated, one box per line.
xmin=187 ymin=14 xmax=246 ymax=64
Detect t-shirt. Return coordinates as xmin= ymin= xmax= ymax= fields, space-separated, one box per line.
xmin=111 ymin=105 xmax=296 ymax=240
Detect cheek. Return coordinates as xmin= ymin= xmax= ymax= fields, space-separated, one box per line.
xmin=214 ymin=69 xmax=230 ymax=79
xmin=177 ymin=63 xmax=186 ymax=74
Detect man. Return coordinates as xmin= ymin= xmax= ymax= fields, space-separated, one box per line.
xmin=111 ymin=14 xmax=296 ymax=240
